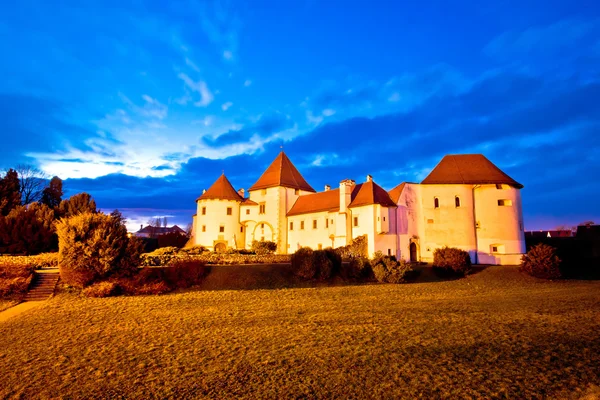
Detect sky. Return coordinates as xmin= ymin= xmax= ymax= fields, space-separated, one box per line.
xmin=1 ymin=0 xmax=599 ymax=232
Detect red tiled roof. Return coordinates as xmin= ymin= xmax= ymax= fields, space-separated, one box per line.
xmin=287 ymin=181 xmax=397 ymax=216
xmin=196 ymin=174 xmax=243 ymax=201
xmin=248 ymin=152 xmax=316 ymax=192
xmin=421 ymin=154 xmax=523 ymax=188
xmin=388 ymin=182 xmax=406 ymax=203
xmin=136 ymin=225 xmax=186 ymax=235
xmin=242 ymin=198 xmax=258 ymax=205
xmin=349 ymin=181 xmax=397 ymax=208
xmin=287 ymin=189 xmax=341 ymax=216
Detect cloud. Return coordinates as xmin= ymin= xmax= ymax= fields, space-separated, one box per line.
xmin=223 ymin=50 xmax=233 ymax=60
xmin=244 ymin=79 xmax=252 ymax=87
xmin=306 ymin=110 xmax=323 ymax=126
xmin=322 ymin=109 xmax=336 ymax=117
xmin=177 ymin=73 xmax=214 ymax=107
xmin=140 ymin=95 xmax=168 ymax=119
xmin=221 ymin=101 xmax=233 ymax=111
xmin=184 ymin=57 xmax=201 ymax=72
xmin=203 ymin=112 xmax=293 ymax=148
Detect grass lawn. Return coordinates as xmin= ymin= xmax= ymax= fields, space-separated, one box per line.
xmin=0 ymin=299 xmax=18 ymax=312
xmin=1 ymin=266 xmax=599 ymax=399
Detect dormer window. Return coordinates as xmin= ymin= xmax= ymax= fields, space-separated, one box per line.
xmin=455 ymin=196 xmax=461 ymax=208
xmin=294 ymin=188 xmax=300 ymax=195
xmin=434 ymin=197 xmax=440 ymax=209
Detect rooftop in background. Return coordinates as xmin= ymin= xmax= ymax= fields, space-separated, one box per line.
xmin=525 ymin=230 xmax=574 ymax=238
xmin=135 ymin=225 xmax=186 ymax=237
xmin=421 ymin=154 xmax=523 ymax=188
xmin=248 ymin=152 xmax=316 ymax=193
xmin=197 ymin=174 xmax=243 ymax=202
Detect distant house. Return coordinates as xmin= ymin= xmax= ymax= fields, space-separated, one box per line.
xmin=135 ymin=225 xmax=186 ymax=238
xmin=576 ymin=225 xmax=600 ymax=241
xmin=525 ymin=230 xmax=573 ymax=239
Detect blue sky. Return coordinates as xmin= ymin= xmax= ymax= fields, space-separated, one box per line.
xmin=1 ymin=0 xmax=599 ymax=231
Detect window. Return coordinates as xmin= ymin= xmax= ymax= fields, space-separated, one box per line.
xmin=300 ymin=221 xmax=305 ymax=230
xmin=226 ymin=207 xmax=232 ymax=215
xmin=219 ymin=226 xmax=224 ymax=233
xmin=490 ymin=244 xmax=505 ymax=254
xmin=240 ymin=226 xmax=244 ymax=233
xmin=261 ymin=189 xmax=267 ymax=195
xmin=261 ymin=236 xmax=264 ymax=241
xmin=496 ymin=184 xmax=503 ymax=190
xmin=202 ymin=207 xmax=206 ymax=215
xmin=294 ymin=188 xmax=300 ymax=195
xmin=427 ymin=219 xmax=434 ymax=224
xmin=492 ymin=246 xmax=498 ymax=253
xmin=313 ymin=220 xmax=317 ymax=229
xmin=259 ymin=203 xmax=266 ymax=214
xmin=498 ymin=199 xmax=513 ymax=206
xmin=387 ymin=249 xmax=391 ymax=256
xmin=246 ymin=209 xmax=250 ymax=215
xmin=318 ymin=244 xmax=322 ymax=250
xmin=202 ymin=225 xmax=206 ymax=232
xmin=383 ymin=217 xmax=386 ymax=222
xmin=353 ymin=217 xmax=358 ymax=227
xmin=290 ymin=222 xmax=294 ymax=230
xmin=434 ymin=197 xmax=439 ymax=208
xmin=331 ymin=219 xmax=334 ymax=224
xmin=325 ymin=219 xmax=329 ymax=228
xmin=261 ymin=223 xmax=264 ymax=229
xmin=455 ymin=196 xmax=461 ymax=208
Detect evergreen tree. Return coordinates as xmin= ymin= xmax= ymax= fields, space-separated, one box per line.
xmin=41 ymin=176 xmax=64 ymax=209
xmin=0 ymin=169 xmax=21 ymax=216
xmin=0 ymin=203 xmax=57 ymax=255
xmin=57 ymin=192 xmax=97 ymax=218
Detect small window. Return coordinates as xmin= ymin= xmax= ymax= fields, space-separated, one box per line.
xmin=240 ymin=226 xmax=244 ymax=233
xmin=261 ymin=236 xmax=264 ymax=241
xmin=434 ymin=197 xmax=439 ymax=208
xmin=387 ymin=249 xmax=391 ymax=256
xmin=261 ymin=223 xmax=264 ymax=229
xmin=377 ymin=217 xmax=380 ymax=221
xmin=498 ymin=199 xmax=513 ymax=206
xmin=427 ymin=219 xmax=434 ymax=224
xmin=261 ymin=189 xmax=267 ymax=195
xmin=202 ymin=207 xmax=206 ymax=215
xmin=202 ymin=225 xmax=206 ymax=232
xmin=294 ymin=188 xmax=300 ymax=195
xmin=226 ymin=207 xmax=232 ymax=215
xmin=313 ymin=220 xmax=317 ymax=229
xmin=331 ymin=219 xmax=334 ymax=224
xmin=383 ymin=217 xmax=386 ymax=222
xmin=219 ymin=226 xmax=224 ymax=233
xmin=455 ymin=196 xmax=461 ymax=208
xmin=300 ymin=221 xmax=305 ymax=230
xmin=353 ymin=217 xmax=358 ymax=227
xmin=290 ymin=222 xmax=294 ymax=230
xmin=496 ymin=184 xmax=503 ymax=190
xmin=325 ymin=219 xmax=329 ymax=228
xmin=318 ymin=244 xmax=322 ymax=250
xmin=492 ymin=246 xmax=498 ymax=253
xmin=246 ymin=209 xmax=250 ymax=215
xmin=259 ymin=203 xmax=266 ymax=214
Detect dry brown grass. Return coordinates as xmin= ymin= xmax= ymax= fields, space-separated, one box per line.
xmin=0 ymin=299 xmax=18 ymax=312
xmin=1 ymin=266 xmax=599 ymax=399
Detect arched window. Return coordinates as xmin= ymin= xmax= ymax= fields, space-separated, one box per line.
xmin=455 ymin=196 xmax=461 ymax=208
xmin=434 ymin=197 xmax=439 ymax=209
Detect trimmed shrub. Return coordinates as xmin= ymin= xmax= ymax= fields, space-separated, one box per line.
xmin=55 ymin=212 xmax=142 ymax=288
xmin=251 ymin=240 xmax=278 ymax=255
xmin=150 ymin=246 xmax=180 ymax=256
xmin=179 ymin=245 xmax=207 ymax=255
xmin=520 ymin=243 xmax=562 ymax=279
xmin=83 ymin=281 xmax=120 ymax=298
xmin=433 ymin=247 xmax=472 ymax=276
xmin=292 ymin=247 xmax=315 ymax=279
xmin=120 ymin=259 xmax=210 ymax=295
xmin=313 ymin=250 xmax=334 ymax=281
xmin=372 ymin=253 xmax=413 ymax=283
xmin=341 ymin=256 xmax=372 ymax=280
xmin=0 ymin=276 xmax=32 ymax=298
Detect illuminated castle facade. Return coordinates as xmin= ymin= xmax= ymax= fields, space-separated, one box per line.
xmin=191 ymin=152 xmax=526 ymax=265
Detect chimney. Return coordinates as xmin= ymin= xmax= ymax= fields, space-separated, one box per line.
xmin=238 ymin=188 xmax=245 ymax=197
xmin=140 ymin=224 xmax=143 ymax=231
xmin=366 ymin=174 xmax=373 ymax=182
xmin=202 ymin=189 xmax=206 ymax=194
xmin=324 ymin=184 xmax=331 ymax=191
xmin=339 ymin=179 xmax=356 ymax=213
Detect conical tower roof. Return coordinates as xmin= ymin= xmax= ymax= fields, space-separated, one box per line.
xmin=248 ymin=152 xmax=316 ymax=192
xmin=197 ymin=174 xmax=243 ymax=202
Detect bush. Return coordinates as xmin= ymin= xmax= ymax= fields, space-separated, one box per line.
xmin=342 ymin=256 xmax=372 ymax=280
xmin=150 ymin=246 xmax=180 ymax=256
xmin=180 ymin=245 xmax=207 ymax=255
xmin=0 ymin=203 xmax=57 ymax=255
xmin=433 ymin=247 xmax=472 ymax=276
xmin=251 ymin=240 xmax=278 ymax=255
xmin=0 ymin=258 xmax=35 ymax=278
xmin=83 ymin=281 xmax=120 ymax=298
xmin=335 ymin=235 xmax=368 ymax=259
xmin=120 ymin=259 xmax=211 ymax=295
xmin=520 ymin=243 xmax=562 ymax=279
xmin=157 ymin=232 xmax=188 ymax=249
xmin=292 ymin=247 xmax=315 ymax=279
xmin=55 ymin=212 xmax=142 ymax=288
xmin=0 ymin=276 xmax=32 ymax=298
xmin=371 ymin=252 xmax=413 ymax=283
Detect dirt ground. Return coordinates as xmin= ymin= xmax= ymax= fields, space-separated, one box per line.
xmin=1 ymin=266 xmax=599 ymax=399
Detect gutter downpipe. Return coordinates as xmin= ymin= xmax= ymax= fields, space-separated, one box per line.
xmin=472 ymin=184 xmax=481 ymax=265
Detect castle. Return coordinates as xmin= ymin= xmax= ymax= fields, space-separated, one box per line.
xmin=191 ymin=152 xmax=525 ymax=265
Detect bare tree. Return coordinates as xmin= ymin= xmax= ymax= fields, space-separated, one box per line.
xmin=162 ymin=216 xmax=168 ymax=228
xmin=147 ymin=217 xmax=162 ymax=238
xmin=15 ymin=165 xmax=48 ymax=205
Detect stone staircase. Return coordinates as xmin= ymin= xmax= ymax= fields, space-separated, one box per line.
xmin=23 ymin=271 xmax=59 ymax=302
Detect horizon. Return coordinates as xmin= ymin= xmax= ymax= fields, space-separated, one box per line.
xmin=1 ymin=0 xmax=599 ymax=232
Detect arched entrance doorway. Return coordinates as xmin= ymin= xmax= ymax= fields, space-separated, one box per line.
xmin=214 ymin=242 xmax=227 ymax=253
xmin=409 ymin=242 xmax=418 ymax=262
